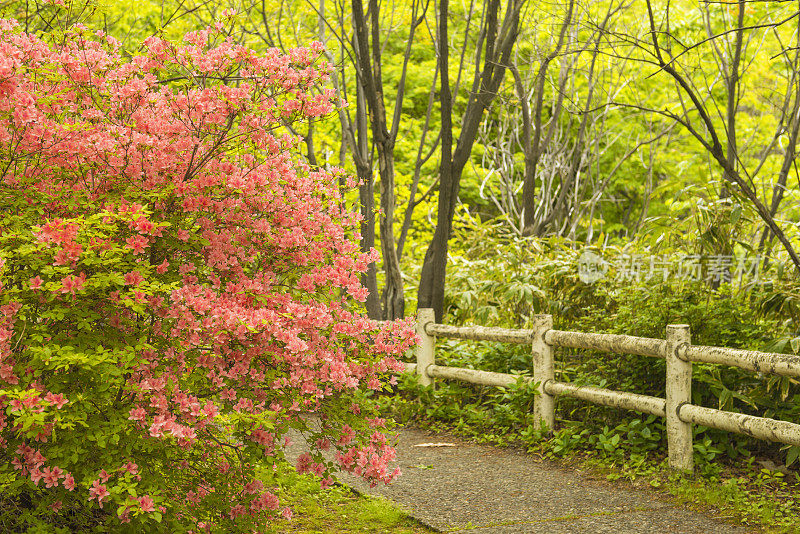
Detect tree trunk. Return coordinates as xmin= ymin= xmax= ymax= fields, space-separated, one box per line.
xmin=354 ymin=80 xmax=381 ymax=319
xmin=418 ymin=0 xmax=523 ymax=320
xmin=417 ymin=0 xmax=454 ymax=321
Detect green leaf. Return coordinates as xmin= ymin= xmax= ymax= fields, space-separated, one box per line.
xmin=730 ymin=204 xmax=742 ymax=225
xmin=718 ymin=388 xmax=732 ymax=410
xmin=786 ymin=446 xmax=800 ymax=467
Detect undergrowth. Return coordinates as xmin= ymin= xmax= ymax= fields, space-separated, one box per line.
xmin=4 ymin=462 xmax=432 ymax=534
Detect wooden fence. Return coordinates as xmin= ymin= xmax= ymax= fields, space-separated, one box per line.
xmin=405 ymin=308 xmax=800 ymax=473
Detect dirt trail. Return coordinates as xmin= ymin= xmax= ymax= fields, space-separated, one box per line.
xmin=286 ymin=425 xmax=758 ymax=533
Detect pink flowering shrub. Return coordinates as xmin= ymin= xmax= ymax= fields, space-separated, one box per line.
xmin=0 ymin=19 xmax=415 ymax=532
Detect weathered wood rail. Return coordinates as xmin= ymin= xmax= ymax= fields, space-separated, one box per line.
xmin=406 ymin=308 xmax=800 ymax=473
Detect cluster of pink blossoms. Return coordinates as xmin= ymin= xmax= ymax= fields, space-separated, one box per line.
xmin=0 ymin=17 xmax=416 ymax=532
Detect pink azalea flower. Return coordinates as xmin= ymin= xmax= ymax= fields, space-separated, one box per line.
xmin=44 ymin=392 xmax=68 ymax=409
xmin=295 ymin=453 xmax=312 ymax=474
xmin=228 ymin=504 xmax=246 ymax=519
xmin=242 ymin=480 xmax=264 ymax=495
xmin=22 ymin=394 xmax=41 ymax=408
xmin=123 ymin=270 xmax=144 ymax=286
xmin=125 ymin=234 xmax=149 ymax=254
xmin=123 ymin=461 xmax=138 ymax=475
xmin=128 ymin=406 xmax=147 ymax=421
xmin=133 ymin=217 xmax=154 ymax=234
xmin=59 ymin=273 xmax=86 ymax=294
xmin=42 ymin=466 xmax=63 ymax=488
xmin=251 ymin=491 xmax=279 ymax=511
xmin=88 ymin=479 xmax=110 ymax=507
xmin=138 ymin=495 xmax=155 ymax=512
xmin=29 ymin=467 xmax=43 ymax=485
xmin=11 ymin=457 xmax=24 ymax=471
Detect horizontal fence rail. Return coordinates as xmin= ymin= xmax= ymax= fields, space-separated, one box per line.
xmin=544 ymin=381 xmax=667 ymax=418
xmin=425 ymin=323 xmax=534 ymax=344
xmin=407 ymin=308 xmax=800 ymax=473
xmin=428 ymin=365 xmax=525 ymax=388
xmin=681 ymin=345 xmax=800 ymax=378
xmin=545 ymin=330 xmax=666 ymax=359
xmin=678 ymin=404 xmax=800 ymax=447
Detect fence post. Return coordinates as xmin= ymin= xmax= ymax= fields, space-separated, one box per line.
xmin=416 ymin=308 xmax=436 ymax=387
xmin=532 ymin=314 xmax=554 ymax=433
xmin=666 ymin=324 xmax=693 ymax=473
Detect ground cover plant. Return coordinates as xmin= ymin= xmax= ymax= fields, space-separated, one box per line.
xmin=274 ymin=470 xmax=432 ymax=534
xmin=0 ymin=17 xmax=415 ymax=533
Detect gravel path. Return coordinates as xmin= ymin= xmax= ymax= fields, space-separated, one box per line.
xmin=287 ymin=425 xmax=758 ymax=533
